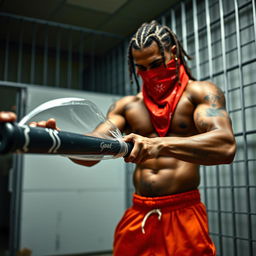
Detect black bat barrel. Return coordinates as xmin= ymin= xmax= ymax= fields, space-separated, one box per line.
xmin=0 ymin=122 xmax=133 ymax=157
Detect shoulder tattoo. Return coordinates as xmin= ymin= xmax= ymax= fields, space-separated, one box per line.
xmin=203 ymin=88 xmax=226 ymax=117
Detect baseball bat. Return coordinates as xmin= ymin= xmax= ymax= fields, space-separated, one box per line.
xmin=0 ymin=122 xmax=133 ymax=157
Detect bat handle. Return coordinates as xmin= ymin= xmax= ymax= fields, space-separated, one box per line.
xmin=0 ymin=122 xmax=134 ymax=158
xmin=0 ymin=122 xmax=24 ymax=154
xmin=124 ymin=141 xmax=133 ymax=157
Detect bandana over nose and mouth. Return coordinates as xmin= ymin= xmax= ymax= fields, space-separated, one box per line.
xmin=138 ymin=59 xmax=189 ymax=137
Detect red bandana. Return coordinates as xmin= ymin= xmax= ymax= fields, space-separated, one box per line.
xmin=139 ymin=60 xmax=189 ymax=137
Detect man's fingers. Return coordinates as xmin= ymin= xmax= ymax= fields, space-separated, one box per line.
xmin=123 ymin=133 xmax=144 ymax=163
xmin=123 ymin=133 xmax=136 ymax=142
xmin=46 ymin=118 xmax=57 ymax=129
xmin=29 ymin=118 xmax=60 ymax=130
xmin=0 ymin=112 xmax=59 ymax=131
xmin=29 ymin=122 xmax=37 ymax=127
xmin=37 ymin=121 xmax=47 ymax=127
xmin=0 ymin=111 xmax=17 ymax=122
xmin=47 ymin=118 xmax=60 ymax=130
xmin=125 ymin=143 xmax=142 ymax=163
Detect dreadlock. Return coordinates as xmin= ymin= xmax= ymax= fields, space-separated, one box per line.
xmin=128 ymin=20 xmax=195 ymax=92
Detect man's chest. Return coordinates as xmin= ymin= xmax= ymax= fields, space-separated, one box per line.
xmin=124 ymin=94 xmax=197 ymax=137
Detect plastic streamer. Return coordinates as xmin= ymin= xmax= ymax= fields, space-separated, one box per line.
xmin=17 ymin=97 xmax=129 ymax=160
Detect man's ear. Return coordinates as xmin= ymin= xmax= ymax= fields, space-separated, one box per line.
xmin=170 ymin=45 xmax=177 ymax=56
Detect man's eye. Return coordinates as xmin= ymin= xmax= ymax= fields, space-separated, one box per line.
xmin=137 ymin=66 xmax=147 ymax=71
xmin=151 ymin=62 xmax=164 ymax=69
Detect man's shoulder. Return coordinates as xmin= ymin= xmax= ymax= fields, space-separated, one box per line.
xmin=185 ymin=80 xmax=224 ymax=103
xmin=186 ymin=80 xmax=218 ymax=91
xmin=111 ymin=93 xmax=142 ymax=113
xmin=117 ymin=93 xmax=142 ymax=105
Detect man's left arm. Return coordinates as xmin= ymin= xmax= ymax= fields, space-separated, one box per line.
xmin=124 ymin=82 xmax=236 ymax=165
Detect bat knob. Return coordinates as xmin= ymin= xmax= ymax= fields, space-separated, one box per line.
xmin=0 ymin=122 xmax=22 ymax=154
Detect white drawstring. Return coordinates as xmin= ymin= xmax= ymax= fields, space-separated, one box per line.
xmin=141 ymin=208 xmax=162 ymax=234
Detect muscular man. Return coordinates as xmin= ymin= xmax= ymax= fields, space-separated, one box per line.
xmin=0 ymin=21 xmax=236 ymax=255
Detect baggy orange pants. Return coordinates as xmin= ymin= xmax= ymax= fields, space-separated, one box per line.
xmin=113 ymin=190 xmax=216 ymax=256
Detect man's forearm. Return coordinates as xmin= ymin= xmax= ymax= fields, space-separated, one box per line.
xmin=157 ymin=129 xmax=236 ymax=165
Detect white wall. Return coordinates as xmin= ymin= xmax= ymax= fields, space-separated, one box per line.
xmin=19 ymin=86 xmax=125 ymax=255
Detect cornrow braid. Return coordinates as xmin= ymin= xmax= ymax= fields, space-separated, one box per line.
xmin=127 ymin=38 xmax=140 ymax=92
xmin=128 ymin=20 xmax=195 ymax=92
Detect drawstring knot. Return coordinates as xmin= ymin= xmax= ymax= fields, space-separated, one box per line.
xmin=141 ymin=208 xmax=162 ymax=234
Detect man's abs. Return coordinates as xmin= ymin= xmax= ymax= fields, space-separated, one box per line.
xmin=133 ymin=157 xmax=200 ymax=197
xmin=123 ymin=92 xmax=200 ymax=197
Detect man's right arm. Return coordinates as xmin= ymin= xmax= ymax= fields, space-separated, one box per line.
xmin=70 ymin=96 xmax=133 ymax=167
xmin=0 ymin=96 xmax=131 ymax=167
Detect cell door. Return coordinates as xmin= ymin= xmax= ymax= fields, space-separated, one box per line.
xmin=0 ymin=84 xmax=27 ymax=255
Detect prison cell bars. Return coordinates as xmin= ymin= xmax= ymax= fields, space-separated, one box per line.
xmin=161 ymin=0 xmax=256 ymax=255
xmin=234 ymin=0 xmax=252 ymax=254
xmin=1 ymin=1 xmax=256 ymax=254
xmin=0 ymin=11 xmax=122 ymax=91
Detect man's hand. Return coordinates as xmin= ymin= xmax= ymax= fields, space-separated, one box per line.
xmin=29 ymin=118 xmax=60 ymax=130
xmin=0 ymin=111 xmax=17 ymax=122
xmin=123 ymin=133 xmax=161 ymax=164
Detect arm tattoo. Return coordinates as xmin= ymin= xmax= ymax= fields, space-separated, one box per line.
xmin=206 ymin=107 xmax=225 ymax=117
xmin=204 ymin=91 xmax=226 ymax=117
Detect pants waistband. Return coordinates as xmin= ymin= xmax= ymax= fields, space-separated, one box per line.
xmin=133 ymin=189 xmax=201 ymax=211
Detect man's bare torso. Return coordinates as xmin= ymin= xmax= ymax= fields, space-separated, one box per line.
xmin=122 ymin=82 xmax=200 ymax=197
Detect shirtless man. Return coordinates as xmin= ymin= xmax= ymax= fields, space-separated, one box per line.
xmin=0 ymin=21 xmax=236 ymax=255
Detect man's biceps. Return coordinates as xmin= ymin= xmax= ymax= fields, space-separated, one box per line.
xmin=108 ymin=115 xmax=126 ymax=129
xmin=194 ymin=113 xmax=216 ymax=132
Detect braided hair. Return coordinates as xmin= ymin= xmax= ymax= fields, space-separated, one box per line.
xmin=128 ymin=20 xmax=195 ymax=92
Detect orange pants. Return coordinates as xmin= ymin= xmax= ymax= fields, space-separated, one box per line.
xmin=114 ymin=190 xmax=216 ymax=256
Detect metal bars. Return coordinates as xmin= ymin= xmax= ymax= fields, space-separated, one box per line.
xmin=219 ymin=0 xmax=229 ymax=108
xmin=158 ymin=0 xmax=255 ymax=255
xmin=0 ymin=12 xmax=121 ymax=39
xmin=78 ymin=32 xmax=84 ymax=90
xmin=30 ymin=23 xmax=36 ymax=84
xmin=219 ymin=1 xmax=237 ymax=254
xmin=88 ymin=3 xmax=256 ymax=255
xmin=0 ymin=12 xmax=121 ymax=91
xmin=122 ymin=9 xmax=256 ymax=256
xmin=192 ymin=0 xmax=201 ymax=80
xmin=67 ymin=31 xmax=73 ymax=89
xmin=171 ymin=9 xmax=176 ymax=33
xmin=234 ymin=0 xmax=253 ymax=254
xmin=4 ymin=26 xmax=9 ymax=81
xmin=17 ymin=20 xmax=24 ymax=83
xmin=55 ymin=28 xmax=61 ymax=87
xmin=1 ymin=4 xmax=255 ymax=255
xmin=252 ymin=0 xmax=256 ymax=45
xmin=205 ymin=0 xmax=213 ymax=78
xmin=181 ymin=2 xmax=188 ymax=52
xmin=43 ymin=25 xmax=49 ymax=86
